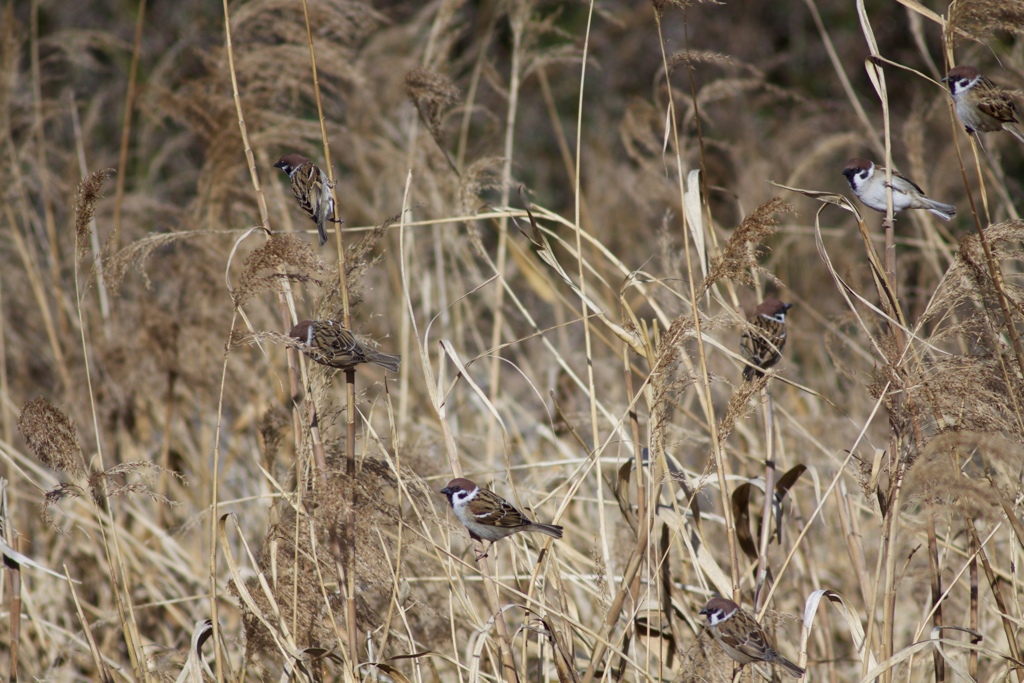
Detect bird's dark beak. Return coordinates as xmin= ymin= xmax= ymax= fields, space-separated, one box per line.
xmin=699 ymin=608 xmax=708 ymax=616
xmin=783 ymin=303 xmax=794 ymax=312
xmin=440 ymin=487 xmax=452 ymax=496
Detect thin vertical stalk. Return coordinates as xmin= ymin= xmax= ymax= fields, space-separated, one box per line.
xmin=569 ymin=0 xmax=615 ymax=593
xmin=110 ymin=0 xmax=146 ymax=253
xmin=396 ymin=173 xmax=518 ymax=683
xmin=29 ymin=0 xmax=65 ymax=342
xmin=296 ymin=0 xmax=358 ymax=667
xmin=927 ymin=517 xmax=943 ymax=683
xmin=654 ymin=3 xmax=740 ymax=597
xmin=4 ymin=533 xmax=20 ymax=682
xmin=68 ymin=94 xmax=110 ymax=323
xmin=0 ymin=273 xmax=9 ymax=443
xmin=483 ymin=1 xmax=522 ymax=474
xmin=220 ymin=0 xmax=305 ymax=676
xmin=754 ymin=390 xmax=776 ymax=612
xmin=968 ymin=533 xmax=978 ymax=683
xmin=967 ymin=524 xmax=1023 ymax=683
xmin=880 ymin=476 xmax=904 ymax=683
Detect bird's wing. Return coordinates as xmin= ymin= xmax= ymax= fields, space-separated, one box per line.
xmin=886 ymin=168 xmax=926 ymax=196
xmin=729 ymin=612 xmax=775 ymax=661
xmin=467 ymin=490 xmax=529 ymax=528
xmin=301 ymin=321 xmax=362 ymax=368
xmin=979 ymin=93 xmax=1021 ymax=125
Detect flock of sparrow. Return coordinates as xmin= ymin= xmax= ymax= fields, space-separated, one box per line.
xmin=269 ymin=64 xmax=1021 ymax=677
xmin=280 ymin=315 xmax=794 ymax=675
xmin=274 ymin=158 xmax=799 ymax=680
xmin=842 ymin=65 xmax=1024 ymax=221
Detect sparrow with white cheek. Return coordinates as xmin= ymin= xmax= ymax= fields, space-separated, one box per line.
xmin=943 ymin=65 xmax=1024 ymax=144
xmin=700 ymin=597 xmax=805 ymax=678
xmin=289 ymin=319 xmax=401 ymax=373
xmin=274 ymin=153 xmax=340 ymax=246
xmin=740 ymin=297 xmax=793 ymax=382
xmin=842 ymin=158 xmax=956 ymax=221
xmin=440 ymin=478 xmax=563 ymax=558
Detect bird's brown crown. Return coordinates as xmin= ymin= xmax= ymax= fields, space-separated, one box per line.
xmin=288 ymin=320 xmax=314 ymax=342
xmin=273 ymin=153 xmax=311 ymax=173
xmin=945 ymin=65 xmax=979 ymax=81
xmin=441 ymin=478 xmax=477 ymax=494
xmin=753 ymin=297 xmax=792 ymax=318
xmin=702 ymin=596 xmax=740 ymax=616
xmin=843 ymin=158 xmax=873 ymax=174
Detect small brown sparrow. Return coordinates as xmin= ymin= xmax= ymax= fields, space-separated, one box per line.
xmin=289 ymin=319 xmax=400 ymax=373
xmin=943 ymin=65 xmax=1024 ymax=143
xmin=273 ymin=153 xmax=340 ymax=246
xmin=700 ymin=597 xmax=805 ymax=678
xmin=440 ymin=478 xmax=563 ymax=558
xmin=842 ymin=158 xmax=955 ymax=221
xmin=740 ymin=297 xmax=793 ymax=381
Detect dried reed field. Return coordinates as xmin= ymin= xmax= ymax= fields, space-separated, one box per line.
xmin=2 ymin=0 xmax=1024 ymax=681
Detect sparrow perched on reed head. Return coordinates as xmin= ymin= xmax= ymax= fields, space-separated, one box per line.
xmin=289 ymin=319 xmax=400 ymax=373
xmin=740 ymin=297 xmax=793 ymax=381
xmin=700 ymin=597 xmax=805 ymax=678
xmin=842 ymin=158 xmax=955 ymax=221
xmin=943 ymin=65 xmax=1024 ymax=143
xmin=440 ymin=478 xmax=563 ymax=558
xmin=274 ymin=153 xmax=339 ymax=246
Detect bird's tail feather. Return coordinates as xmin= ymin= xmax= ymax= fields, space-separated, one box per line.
xmin=1006 ymin=122 xmax=1024 ymax=144
xmin=368 ymin=351 xmax=401 ymax=373
xmin=531 ymin=523 xmax=563 ymax=539
xmin=776 ymin=656 xmax=805 ymax=678
xmin=925 ymin=199 xmax=956 ymax=221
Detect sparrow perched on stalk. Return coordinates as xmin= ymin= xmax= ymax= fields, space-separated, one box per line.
xmin=440 ymin=478 xmax=562 ymax=558
xmin=289 ymin=319 xmax=400 ymax=373
xmin=943 ymin=65 xmax=1024 ymax=143
xmin=842 ymin=158 xmax=956 ymax=221
xmin=273 ymin=153 xmax=339 ymax=246
xmin=740 ymin=297 xmax=793 ymax=381
xmin=700 ymin=597 xmax=805 ymax=678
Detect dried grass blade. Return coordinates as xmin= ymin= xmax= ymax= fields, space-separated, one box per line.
xmin=173 ymin=620 xmax=214 ymax=683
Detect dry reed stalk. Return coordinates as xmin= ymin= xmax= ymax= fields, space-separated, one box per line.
xmin=653 ymin=1 xmax=741 ymax=606
xmin=71 ymin=169 xmax=148 ymax=682
xmin=0 ymin=280 xmax=8 ymax=442
xmin=927 ymin=516 xmax=944 ymax=683
xmin=218 ymin=0 xmax=316 ymax=675
xmin=29 ymin=0 xmax=64 ymax=343
xmin=567 ymin=0 xmax=617 ymax=607
xmin=754 ymin=390 xmax=776 ymax=612
xmin=109 ymin=0 xmax=145 ymax=254
xmin=5 ymin=213 xmax=72 ymax=391
xmin=480 ymin=1 xmax=523 ymax=477
xmin=65 ymin=564 xmax=113 ymax=682
xmin=294 ymin=0 xmax=360 ymax=665
xmin=969 ymin=533 xmax=979 ymax=682
xmin=4 ymin=533 xmax=20 ymax=682
xmin=967 ymin=523 xmax=1024 ymax=683
xmin=397 ymin=173 xmax=519 ymax=683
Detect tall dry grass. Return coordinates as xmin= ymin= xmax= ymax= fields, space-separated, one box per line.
xmin=0 ymin=0 xmax=1022 ymax=681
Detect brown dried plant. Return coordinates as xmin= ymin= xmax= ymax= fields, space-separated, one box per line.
xmin=406 ymin=67 xmax=460 ymax=167
xmin=702 ymin=197 xmax=792 ymax=294
xmin=74 ymin=168 xmax=115 ymax=266
xmin=18 ymin=398 xmax=181 ymax=531
xmin=18 ymin=397 xmax=87 ymax=484
xmin=234 ymin=233 xmax=328 ymax=306
xmin=949 ymin=0 xmax=1024 ymax=44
